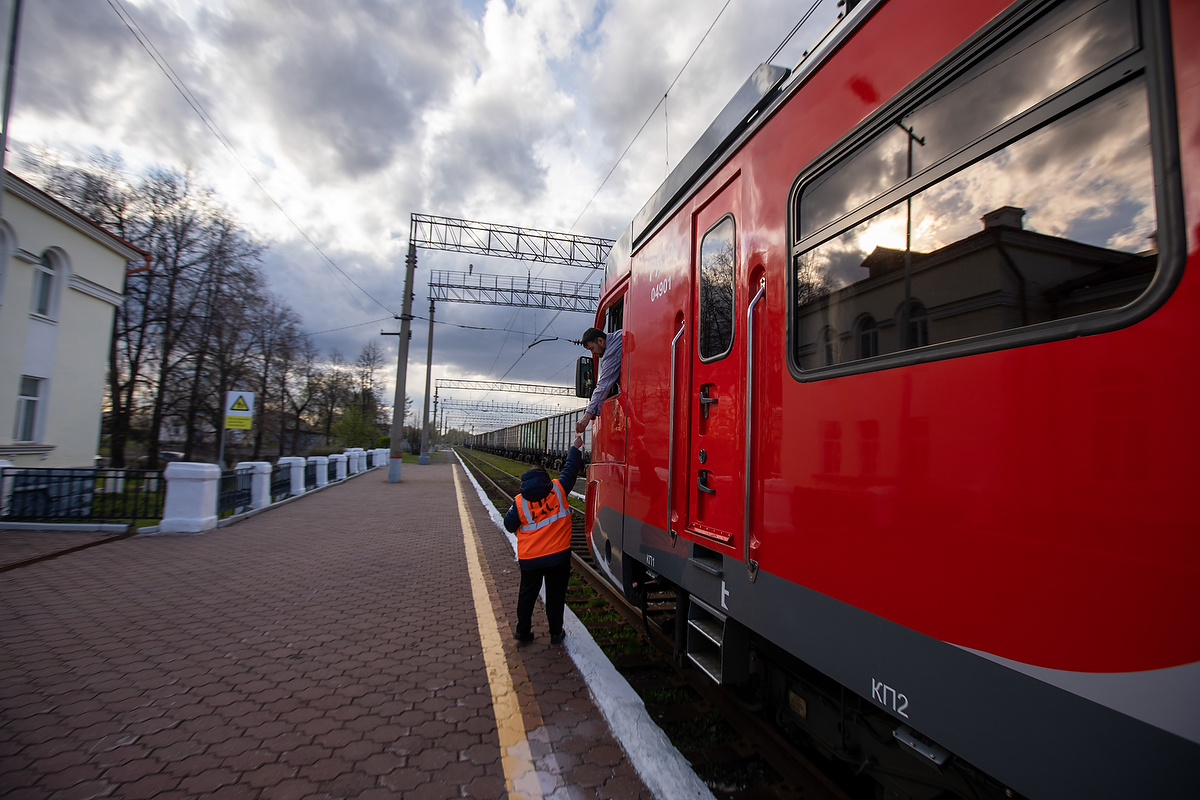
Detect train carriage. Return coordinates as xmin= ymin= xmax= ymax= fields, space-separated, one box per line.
xmin=573 ymin=0 xmax=1199 ymax=798
xmin=465 ymin=409 xmax=592 ymax=467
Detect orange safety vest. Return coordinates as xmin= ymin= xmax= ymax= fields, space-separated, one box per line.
xmin=515 ymin=479 xmax=572 ymax=561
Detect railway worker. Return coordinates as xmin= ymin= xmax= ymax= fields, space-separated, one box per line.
xmin=504 ymin=433 xmax=585 ymax=645
xmin=576 ymin=326 xmax=623 ymax=433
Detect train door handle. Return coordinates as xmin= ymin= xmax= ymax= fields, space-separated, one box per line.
xmin=668 ymin=322 xmax=685 ymax=546
xmin=745 ymin=276 xmax=766 ymax=583
xmin=697 ymin=470 xmax=716 ymax=494
xmin=700 ymin=385 xmax=718 ymax=419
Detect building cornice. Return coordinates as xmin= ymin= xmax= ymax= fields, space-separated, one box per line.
xmin=4 ymin=172 xmax=146 ymax=262
xmin=0 ymin=444 xmax=56 ymax=458
xmin=68 ymin=273 xmax=125 ymax=307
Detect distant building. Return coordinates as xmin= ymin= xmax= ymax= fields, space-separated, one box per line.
xmin=0 ymin=172 xmax=146 ymax=467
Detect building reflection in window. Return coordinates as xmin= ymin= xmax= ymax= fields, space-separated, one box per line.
xmin=795 ymin=77 xmax=1157 ymax=370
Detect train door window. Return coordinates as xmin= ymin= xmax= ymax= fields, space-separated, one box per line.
xmin=699 ymin=215 xmax=736 ymax=361
xmin=790 ymin=0 xmax=1175 ymax=376
xmin=606 ymin=296 xmax=623 ymax=333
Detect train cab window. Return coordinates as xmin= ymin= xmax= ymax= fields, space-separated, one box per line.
xmin=790 ymin=0 xmax=1170 ymax=375
xmin=606 ymin=296 xmax=624 ymax=333
xmin=602 ymin=296 xmax=623 ymax=400
xmin=699 ymin=215 xmax=736 ymax=361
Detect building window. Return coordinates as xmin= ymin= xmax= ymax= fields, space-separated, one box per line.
xmin=856 ymin=316 xmax=878 ymax=359
xmin=698 ymin=215 xmax=736 ymax=361
xmin=792 ymin=0 xmax=1166 ymax=374
xmin=817 ymin=326 xmax=837 ymax=366
xmin=906 ymin=302 xmax=929 ymax=348
xmin=32 ymin=252 xmax=55 ymax=318
xmin=15 ymin=377 xmax=41 ymax=442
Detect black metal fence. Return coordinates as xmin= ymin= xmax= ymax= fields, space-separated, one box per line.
xmin=304 ymin=461 xmax=317 ymax=490
xmin=1 ymin=468 xmax=165 ymax=523
xmin=270 ymin=463 xmax=291 ymax=502
xmin=327 ymin=459 xmax=338 ymax=483
xmin=217 ymin=467 xmax=253 ymax=517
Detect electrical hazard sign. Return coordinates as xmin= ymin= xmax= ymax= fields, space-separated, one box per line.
xmin=225 ymin=391 xmax=255 ymax=430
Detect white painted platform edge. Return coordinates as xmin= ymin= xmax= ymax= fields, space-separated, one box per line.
xmin=454 ymin=452 xmax=715 ymax=800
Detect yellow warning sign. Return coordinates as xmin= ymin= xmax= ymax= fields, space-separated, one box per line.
xmin=224 ymin=391 xmax=254 ymax=430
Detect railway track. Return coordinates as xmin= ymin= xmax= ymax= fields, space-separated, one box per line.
xmin=456 ymin=447 xmax=857 ymax=800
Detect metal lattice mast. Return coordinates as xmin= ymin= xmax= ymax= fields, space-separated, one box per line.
xmin=438 ymin=399 xmax=578 ymax=416
xmin=404 ymin=213 xmax=612 ymax=470
xmin=434 ymin=379 xmax=575 ymax=397
xmin=427 ymin=271 xmax=600 ymax=312
xmin=410 ymin=213 xmax=613 ymax=269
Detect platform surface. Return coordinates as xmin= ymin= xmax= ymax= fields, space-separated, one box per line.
xmin=0 ymin=464 xmax=652 ymax=799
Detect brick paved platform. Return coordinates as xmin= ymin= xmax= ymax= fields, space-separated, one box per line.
xmin=0 ymin=464 xmax=652 ymax=799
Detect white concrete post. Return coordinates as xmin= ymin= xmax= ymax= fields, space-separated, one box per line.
xmin=376 ymin=448 xmax=388 ymax=467
xmin=359 ymin=450 xmax=369 ymax=472
xmin=278 ymin=456 xmax=306 ymax=496
xmin=330 ymin=454 xmax=348 ymax=481
xmin=160 ymin=462 xmax=220 ymax=534
xmin=344 ymin=450 xmax=360 ymax=475
xmin=236 ymin=462 xmax=272 ymax=509
xmin=0 ymin=459 xmax=12 ymax=518
xmin=308 ymin=456 xmax=329 ymax=488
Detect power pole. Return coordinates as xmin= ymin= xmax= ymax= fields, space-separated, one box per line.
xmin=0 ymin=0 xmax=25 ymax=218
xmin=432 ymin=388 xmax=439 ymax=452
xmin=384 ymin=242 xmax=417 ymax=482
xmin=417 ymin=297 xmax=436 ymax=465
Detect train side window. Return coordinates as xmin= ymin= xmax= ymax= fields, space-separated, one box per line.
xmin=699 ymin=215 xmax=736 ymax=362
xmin=798 ymin=0 xmax=1137 ymax=242
xmin=790 ymin=0 xmax=1171 ymax=375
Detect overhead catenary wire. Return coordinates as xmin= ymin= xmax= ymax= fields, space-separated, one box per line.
xmin=766 ymin=0 xmax=825 ymax=64
xmin=568 ymin=0 xmax=736 ymax=234
xmin=104 ymin=0 xmax=397 ymax=318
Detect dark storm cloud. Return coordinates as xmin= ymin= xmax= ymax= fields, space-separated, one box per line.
xmin=210 ymin=0 xmax=478 ymax=180
xmin=17 ymin=0 xmax=135 ymax=118
xmin=16 ymin=0 xmax=220 ymax=159
xmin=428 ymin=112 xmax=548 ymax=210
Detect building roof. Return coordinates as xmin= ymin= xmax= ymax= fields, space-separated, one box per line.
xmin=4 ymin=170 xmax=151 ymax=270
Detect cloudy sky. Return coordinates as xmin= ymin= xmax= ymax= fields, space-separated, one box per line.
xmin=7 ymin=0 xmax=841 ymax=429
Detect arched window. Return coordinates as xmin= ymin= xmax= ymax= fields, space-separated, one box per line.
xmin=908 ymin=302 xmax=929 ymax=348
xmin=856 ymin=315 xmax=878 ymax=359
xmin=817 ymin=326 xmax=837 ymax=366
xmin=32 ymin=251 xmax=58 ymax=319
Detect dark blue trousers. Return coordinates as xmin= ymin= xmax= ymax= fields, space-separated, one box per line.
xmin=515 ymin=559 xmax=571 ymax=638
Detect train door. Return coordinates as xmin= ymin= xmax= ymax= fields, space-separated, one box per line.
xmin=684 ymin=177 xmax=744 ymax=552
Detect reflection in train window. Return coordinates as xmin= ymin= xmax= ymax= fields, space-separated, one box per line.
xmin=856 ymin=316 xmax=879 ymax=359
xmin=799 ymin=0 xmax=1136 ymax=241
xmin=792 ymin=0 xmax=1157 ymax=372
xmin=699 ymin=216 xmax=736 ymax=361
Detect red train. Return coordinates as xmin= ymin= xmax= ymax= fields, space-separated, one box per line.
xmin=575 ymin=0 xmax=1199 ymax=797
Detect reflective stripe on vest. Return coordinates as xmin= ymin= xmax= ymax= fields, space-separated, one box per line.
xmin=515 ymin=480 xmax=572 ymax=560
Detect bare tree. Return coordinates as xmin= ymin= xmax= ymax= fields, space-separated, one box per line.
xmin=21 ymin=150 xmax=305 ymax=467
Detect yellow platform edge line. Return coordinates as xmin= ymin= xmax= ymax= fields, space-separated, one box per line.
xmin=453 ymin=466 xmax=544 ymax=800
